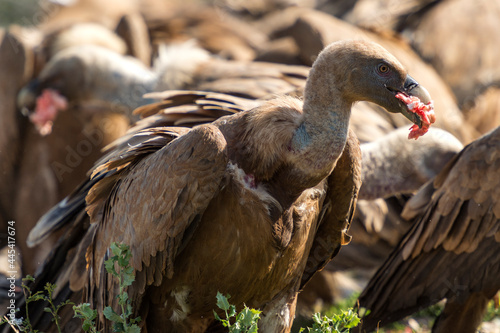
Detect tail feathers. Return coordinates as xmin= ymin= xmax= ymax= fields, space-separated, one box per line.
xmin=7 ymin=210 xmax=91 ymax=333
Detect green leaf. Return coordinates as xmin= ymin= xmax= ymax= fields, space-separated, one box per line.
xmin=124 ymin=324 xmax=141 ymax=333
xmin=357 ymin=307 xmax=370 ymax=317
xmin=118 ymin=292 xmax=129 ymax=305
xmin=82 ymin=321 xmax=91 ymax=331
xmin=73 ymin=302 xmax=98 ymax=330
xmin=103 ymin=306 xmax=123 ymax=323
xmin=247 ymin=324 xmax=259 ymax=333
xmin=28 ymin=292 xmax=47 ymax=302
xmin=121 ymin=270 xmax=135 ymax=288
xmin=228 ymin=304 xmax=237 ymax=318
xmin=215 ymin=292 xmax=231 ymax=311
xmin=23 ymin=275 xmax=35 ymax=283
xmin=112 ymin=322 xmax=125 ymax=332
xmin=105 ymin=259 xmax=117 ymax=276
xmin=239 ymin=307 xmax=260 ymax=327
xmin=110 ymin=243 xmax=121 ymax=256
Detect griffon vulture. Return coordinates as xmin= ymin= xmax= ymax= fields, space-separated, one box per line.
xmin=23 ymin=40 xmax=434 ymax=333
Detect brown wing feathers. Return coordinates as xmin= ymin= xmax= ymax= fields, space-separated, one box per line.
xmin=86 ymin=124 xmax=228 ymax=312
xmin=358 ymin=128 xmax=500 ymax=332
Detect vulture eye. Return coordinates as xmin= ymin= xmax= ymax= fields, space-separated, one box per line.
xmin=377 ymin=63 xmax=390 ymax=75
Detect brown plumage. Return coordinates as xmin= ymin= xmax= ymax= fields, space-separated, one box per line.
xmin=341 ymin=0 xmax=437 ymax=31
xmin=357 ymin=126 xmax=500 ymax=333
xmin=0 ymin=30 xmax=32 ymax=245
xmin=25 ymin=40 xmax=432 ymax=332
xmin=38 ymin=22 xmax=128 ymax=62
xmin=332 ymin=126 xmax=464 ymax=269
xmin=37 ymin=0 xmax=138 ymax=32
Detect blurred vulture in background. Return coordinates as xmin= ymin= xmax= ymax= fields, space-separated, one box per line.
xmin=465 ymin=87 xmax=500 ymax=136
xmin=406 ymin=0 xmax=500 ymax=109
xmin=0 ymin=31 xmax=32 ymax=239
xmin=358 ymin=126 xmax=500 ymax=333
xmin=17 ymin=41 xmax=308 ymax=135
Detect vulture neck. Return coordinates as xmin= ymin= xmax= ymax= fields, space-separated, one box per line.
xmin=289 ymin=66 xmax=352 ymax=185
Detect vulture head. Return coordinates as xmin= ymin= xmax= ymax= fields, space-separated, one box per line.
xmin=16 ymin=50 xmax=86 ymax=135
xmin=17 ymin=45 xmax=155 ymax=135
xmin=310 ymin=40 xmax=435 ymax=139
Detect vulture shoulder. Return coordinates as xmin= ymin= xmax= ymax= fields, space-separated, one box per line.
xmin=78 ymin=125 xmax=227 ymax=326
xmin=358 ymin=126 xmax=500 ymax=332
xmin=84 ymin=124 xmax=228 ymax=314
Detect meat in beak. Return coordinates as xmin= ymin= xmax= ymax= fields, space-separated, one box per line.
xmin=402 ymin=76 xmax=431 ymax=127
xmin=386 ymin=75 xmax=435 ymax=139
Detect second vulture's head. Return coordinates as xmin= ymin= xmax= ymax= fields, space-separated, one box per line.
xmin=309 ymin=40 xmax=435 ymax=139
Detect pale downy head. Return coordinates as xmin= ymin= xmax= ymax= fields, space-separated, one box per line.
xmin=309 ymin=40 xmax=433 ymax=130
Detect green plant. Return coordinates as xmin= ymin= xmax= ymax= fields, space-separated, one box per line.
xmin=72 ymin=242 xmax=145 ymax=333
xmin=103 ymin=242 xmax=141 ymax=333
xmin=299 ymin=309 xmax=360 ymax=333
xmin=73 ymin=303 xmax=98 ymax=333
xmin=40 ymin=281 xmax=73 ymax=332
xmin=0 ymin=243 xmax=142 ymax=333
xmin=483 ymin=297 xmax=500 ymax=322
xmin=213 ymin=292 xmax=262 ymax=333
xmin=1 ymin=275 xmax=73 ymax=333
xmin=323 ymin=292 xmax=360 ymax=319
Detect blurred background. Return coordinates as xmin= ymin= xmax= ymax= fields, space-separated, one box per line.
xmin=0 ymin=0 xmax=41 ymax=27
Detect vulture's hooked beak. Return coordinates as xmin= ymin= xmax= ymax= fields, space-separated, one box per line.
xmin=17 ymin=78 xmax=40 ymax=116
xmin=386 ymin=75 xmax=432 ymax=129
